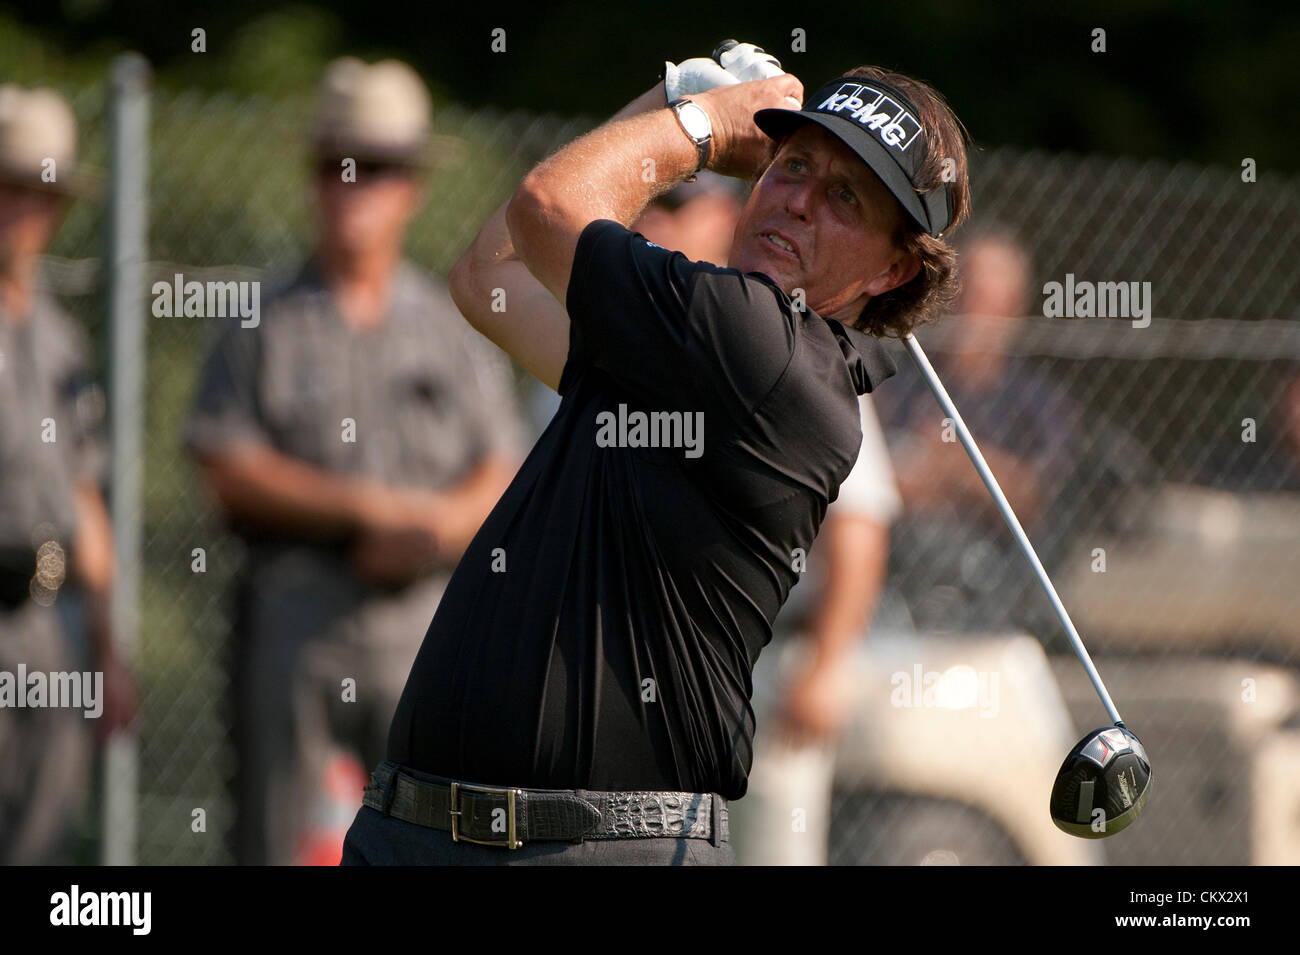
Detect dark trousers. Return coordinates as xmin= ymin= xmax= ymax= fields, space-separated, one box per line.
xmin=341 ymin=805 xmax=737 ymax=866
xmin=0 ymin=599 xmax=90 ymax=864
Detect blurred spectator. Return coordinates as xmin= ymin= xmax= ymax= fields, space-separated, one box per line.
xmin=1277 ymin=364 xmax=1300 ymax=489
xmin=628 ymin=175 xmax=903 ymax=865
xmin=732 ymin=394 xmax=902 ymax=865
xmin=0 ymin=84 xmax=136 ymax=864
xmin=634 ymin=171 xmax=744 ymax=266
xmin=184 ymin=58 xmax=522 ymax=866
xmin=875 ymin=229 xmax=1083 ymax=633
xmin=1213 ymin=359 xmax=1300 ymax=493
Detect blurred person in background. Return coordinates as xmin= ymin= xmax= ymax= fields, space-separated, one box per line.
xmin=730 ymin=396 xmax=902 ymax=864
xmin=633 ymin=170 xmax=744 ymax=266
xmin=1215 ymin=358 xmax=1300 ymax=493
xmin=184 ymin=58 xmax=522 ymax=866
xmin=632 ymin=174 xmax=903 ymax=866
xmin=0 ymin=84 xmax=136 ymax=863
xmin=874 ymin=230 xmax=1082 ymax=634
xmin=1274 ymin=363 xmax=1300 ymax=490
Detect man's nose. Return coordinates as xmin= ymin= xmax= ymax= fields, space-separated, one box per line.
xmin=784 ymin=180 xmax=814 ymax=219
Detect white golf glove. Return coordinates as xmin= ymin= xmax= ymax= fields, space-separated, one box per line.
xmin=664 ymin=40 xmax=801 ymax=107
xmin=715 ymin=41 xmax=785 ymax=83
xmin=664 ymin=56 xmax=738 ymax=101
xmin=716 ymin=39 xmax=801 ymax=108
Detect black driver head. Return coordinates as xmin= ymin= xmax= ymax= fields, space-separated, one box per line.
xmin=1050 ymin=724 xmax=1152 ymax=839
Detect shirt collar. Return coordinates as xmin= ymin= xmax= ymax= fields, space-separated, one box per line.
xmin=825 ymin=316 xmax=897 ymax=394
xmin=300 ymin=255 xmax=420 ymax=326
xmin=746 ymin=270 xmax=899 ymax=394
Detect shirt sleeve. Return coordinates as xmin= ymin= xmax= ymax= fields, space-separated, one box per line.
xmin=40 ymin=309 xmax=109 ymax=489
xmin=559 ymin=219 xmax=796 ymax=419
xmin=183 ymin=321 xmax=271 ymax=455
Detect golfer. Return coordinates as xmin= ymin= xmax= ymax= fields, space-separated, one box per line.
xmin=342 ymin=60 xmax=971 ymax=865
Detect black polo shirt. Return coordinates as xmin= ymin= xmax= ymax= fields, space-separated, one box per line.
xmin=387 ymin=219 xmax=896 ymax=799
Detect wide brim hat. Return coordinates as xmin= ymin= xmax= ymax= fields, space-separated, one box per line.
xmin=308 ymin=57 xmax=462 ymax=170
xmin=0 ymin=84 xmax=100 ymax=198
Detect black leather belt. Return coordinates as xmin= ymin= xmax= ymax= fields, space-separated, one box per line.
xmin=362 ymin=761 xmax=728 ymax=849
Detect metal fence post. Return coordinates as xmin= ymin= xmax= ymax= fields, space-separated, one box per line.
xmin=103 ymin=51 xmax=150 ymax=867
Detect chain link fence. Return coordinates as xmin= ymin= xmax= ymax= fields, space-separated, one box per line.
xmin=42 ymin=73 xmax=1300 ymax=865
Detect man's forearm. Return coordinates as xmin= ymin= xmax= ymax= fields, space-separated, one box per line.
xmin=507 ymin=97 xmax=700 ymax=305
xmin=72 ymin=483 xmax=115 ymax=659
xmin=195 ymin=444 xmax=379 ymax=539
xmin=449 ymin=83 xmax=676 ymax=388
xmin=460 ymin=81 xmax=669 ymax=281
xmin=610 ymin=83 xmax=671 ymax=121
xmin=423 ymin=452 xmax=518 ymax=559
xmin=505 ymin=73 xmax=801 ymax=307
xmin=805 ymin=515 xmax=890 ymax=667
xmin=521 ymin=88 xmax=696 ymax=228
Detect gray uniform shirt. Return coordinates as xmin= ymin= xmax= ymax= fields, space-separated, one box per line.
xmin=184 ymin=259 xmax=523 ymax=651
xmin=0 ymin=289 xmax=106 ymax=560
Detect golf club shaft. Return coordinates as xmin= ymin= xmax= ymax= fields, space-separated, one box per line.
xmin=901 ymin=333 xmax=1124 ymax=726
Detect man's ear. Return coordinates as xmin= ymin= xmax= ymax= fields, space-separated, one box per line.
xmin=864 ymin=250 xmax=921 ymax=298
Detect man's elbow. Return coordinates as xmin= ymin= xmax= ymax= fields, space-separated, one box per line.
xmin=506 ymin=174 xmax=553 ymax=266
xmin=448 ymin=251 xmax=482 ymax=329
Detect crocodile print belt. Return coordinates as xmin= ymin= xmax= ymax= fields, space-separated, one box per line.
xmin=362 ymin=761 xmax=729 ymax=849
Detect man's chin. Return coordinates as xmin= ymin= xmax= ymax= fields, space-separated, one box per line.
xmin=732 ymin=251 xmax=799 ymax=290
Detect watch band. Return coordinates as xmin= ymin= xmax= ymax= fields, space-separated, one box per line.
xmin=667 ymin=98 xmax=711 ymax=176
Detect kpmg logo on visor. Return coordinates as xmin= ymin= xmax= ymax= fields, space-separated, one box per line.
xmin=816 ymin=83 xmax=922 ymax=152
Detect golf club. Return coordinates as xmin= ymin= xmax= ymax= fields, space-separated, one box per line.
xmin=902 ymin=332 xmax=1152 ymax=839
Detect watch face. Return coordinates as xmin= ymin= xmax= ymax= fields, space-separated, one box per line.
xmin=677 ymin=102 xmax=711 ymax=141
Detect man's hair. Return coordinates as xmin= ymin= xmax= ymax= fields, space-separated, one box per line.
xmin=843 ymin=65 xmax=972 ymax=338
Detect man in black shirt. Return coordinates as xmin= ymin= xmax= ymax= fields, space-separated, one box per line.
xmin=343 ymin=61 xmax=971 ymax=865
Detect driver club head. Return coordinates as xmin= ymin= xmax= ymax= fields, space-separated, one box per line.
xmin=1050 ymin=724 xmax=1152 ymax=839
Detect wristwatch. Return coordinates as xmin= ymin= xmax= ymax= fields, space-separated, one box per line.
xmin=667 ymin=98 xmax=712 ymax=179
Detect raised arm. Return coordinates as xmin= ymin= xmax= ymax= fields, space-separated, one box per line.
xmin=506 ymin=74 xmax=803 ymax=309
xmin=451 ymin=74 xmax=802 ymax=390
xmin=449 ymin=86 xmax=669 ymax=391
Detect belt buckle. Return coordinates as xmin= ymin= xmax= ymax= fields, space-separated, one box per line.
xmin=449 ymin=781 xmax=523 ymax=849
